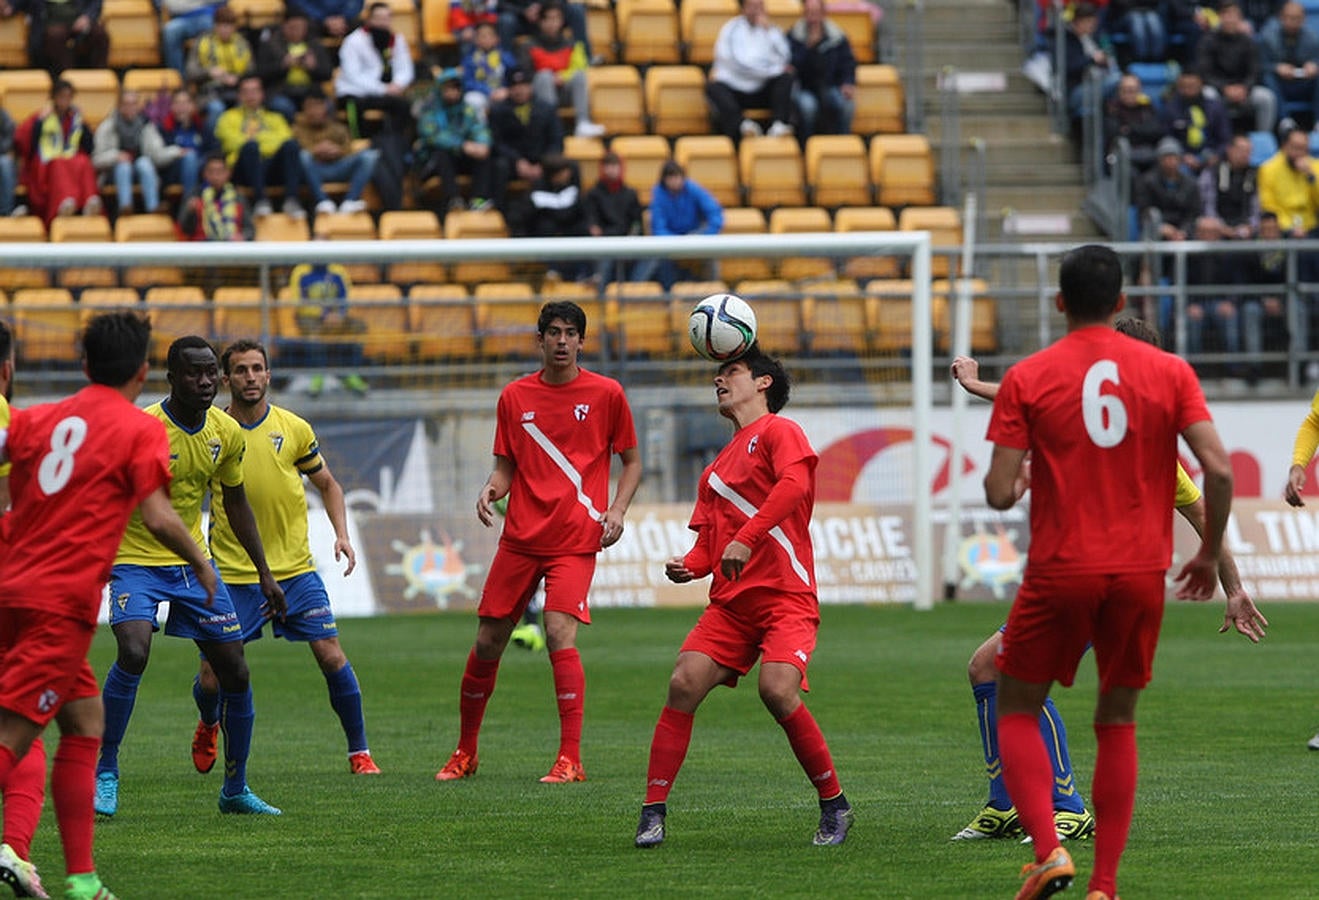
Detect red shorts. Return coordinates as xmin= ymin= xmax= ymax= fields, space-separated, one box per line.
xmin=477 ymin=547 xmax=596 ymax=625
xmin=680 ymin=589 xmax=819 ymax=690
xmin=998 ymin=570 xmax=1165 ymax=691
xmin=0 ymin=607 xmax=99 ymax=727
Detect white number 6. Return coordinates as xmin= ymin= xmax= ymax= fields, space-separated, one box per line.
xmin=38 ymin=416 xmax=88 ymax=495
xmin=1082 ymin=360 xmax=1127 ymax=448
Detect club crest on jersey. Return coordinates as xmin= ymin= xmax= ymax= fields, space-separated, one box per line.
xmin=522 ymin=411 xmax=535 ymax=422
xmin=269 ymin=432 xmax=284 ymax=454
xmin=207 ymin=439 xmax=222 ymax=463
xmin=574 ymin=404 xmax=590 ymax=421
xmin=747 ymin=434 xmax=760 ymax=455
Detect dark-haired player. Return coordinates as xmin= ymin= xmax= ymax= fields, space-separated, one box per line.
xmin=435 ymin=301 xmax=641 ymax=784
xmin=634 ymin=346 xmax=853 ymax=850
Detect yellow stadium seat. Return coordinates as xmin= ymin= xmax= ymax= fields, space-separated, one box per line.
xmin=61 ymin=69 xmax=119 ymax=129
xmin=379 ymin=210 xmax=445 ymax=286
xmin=732 ymin=279 xmax=803 ymax=354
xmin=765 ymin=0 xmax=801 ymax=31
xmin=586 ymin=66 xmax=645 ymax=137
xmin=421 ymin=0 xmax=455 ymax=48
xmin=315 ymin=212 xmax=381 ymax=285
xmin=115 ymin=213 xmax=184 ymax=289
xmin=0 ymin=217 xmax=50 ymax=291
xmin=616 ymin=0 xmax=680 ymax=64
xmin=50 ymin=216 xmax=116 ymax=290
xmin=645 ymin=66 xmax=708 ymax=137
xmin=344 ymin=283 xmax=410 ymax=362
xmin=586 ymin=0 xmax=617 ymax=63
xmin=388 ymin=0 xmax=423 ymax=60
xmin=898 ymin=205 xmax=961 ymax=277
xmin=564 ymin=134 xmax=606 ymax=187
xmin=11 ymin=288 xmax=80 ymax=363
xmin=608 ymin=281 xmax=672 ymax=357
xmin=871 ymin=134 xmax=936 ymax=207
xmin=834 ymin=205 xmax=899 ymax=279
xmin=718 ymin=207 xmax=772 ymax=282
xmin=409 ymin=284 xmax=475 ymax=359
xmin=668 ymin=279 xmax=727 ymax=340
xmin=680 ymin=0 xmax=737 ymax=65
xmin=769 ymin=207 xmax=834 ymax=281
xmin=213 ymin=286 xmax=275 ymax=345
xmin=802 ymin=279 xmax=866 ymax=354
xmin=932 ymin=278 xmax=998 ymax=353
xmin=475 ymin=282 xmax=542 ymax=357
xmin=228 ymin=0 xmax=284 ymax=30
xmin=673 ymin=135 xmax=739 ymax=208
xmin=739 ymin=136 xmax=805 ymax=208
xmin=853 ymin=64 xmax=904 ymax=135
xmin=444 ymin=210 xmax=510 ymax=284
xmin=121 ymin=68 xmax=183 ymax=96
xmin=832 ymin=6 xmax=876 ymax=63
xmin=255 ymin=213 xmax=312 ymax=242
xmin=0 ymin=15 xmax=27 ymax=66
xmin=864 ymin=279 xmax=915 ymax=351
xmin=79 ymin=287 xmax=141 ymax=324
xmin=805 ymin=134 xmax=870 ymax=208
xmin=104 ymin=0 xmax=162 ymax=68
xmin=610 ymin=135 xmax=671 ymax=197
xmin=143 ymin=286 xmax=212 ymax=360
xmin=0 ymin=71 xmax=52 ymax=125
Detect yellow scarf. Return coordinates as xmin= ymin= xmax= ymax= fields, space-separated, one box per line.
xmin=36 ymin=111 xmax=83 ymax=163
xmin=201 ymin=183 xmax=240 ymax=241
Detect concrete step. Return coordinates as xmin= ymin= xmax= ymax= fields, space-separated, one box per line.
xmin=921 ymin=0 xmax=1019 ymax=28
xmin=922 ymin=21 xmax=1021 ymax=43
xmin=937 ymin=134 xmax=1079 ymax=167
xmin=922 ymin=44 xmax=1027 ymax=71
xmin=925 ymin=115 xmax=1059 ymax=143
xmin=984 ymin=182 xmax=1090 ymax=212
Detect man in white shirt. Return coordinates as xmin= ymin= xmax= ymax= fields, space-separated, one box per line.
xmin=705 ymin=0 xmax=796 ymax=141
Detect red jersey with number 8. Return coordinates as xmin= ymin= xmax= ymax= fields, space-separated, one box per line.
xmin=987 ymin=326 xmax=1211 ymax=576
xmin=0 ymin=384 xmax=172 ymax=623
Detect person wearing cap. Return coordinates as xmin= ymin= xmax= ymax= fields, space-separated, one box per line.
xmin=186 ymin=5 xmax=255 ymax=127
xmin=257 ymin=12 xmax=334 ymax=122
xmin=462 ymin=20 xmax=518 ymax=118
xmin=294 ymin=89 xmax=379 ymax=215
xmin=413 ymin=68 xmax=493 ymax=213
xmin=489 ymin=65 xmax=563 ymax=212
xmin=1137 ymin=136 xmax=1203 ymax=242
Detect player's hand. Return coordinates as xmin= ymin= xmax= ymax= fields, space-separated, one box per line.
xmin=259 ymin=572 xmax=287 ymax=621
xmin=600 ymin=510 xmax=625 ymax=548
xmin=476 ymin=483 xmax=500 ymax=526
xmin=951 ymin=355 xmax=979 ymax=386
xmin=664 ymin=556 xmax=695 ymax=583
xmin=194 ymin=562 xmax=219 ymax=608
xmin=1219 ymin=588 xmax=1268 ymax=643
xmin=1285 ymin=464 xmax=1307 ymax=507
xmin=1173 ymin=549 xmax=1218 ymax=601
xmin=719 ymin=540 xmax=751 ymax=580
xmin=1013 ymin=452 xmax=1032 ymax=501
xmin=335 ymin=537 xmax=357 ymax=576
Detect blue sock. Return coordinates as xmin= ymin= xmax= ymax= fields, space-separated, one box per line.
xmin=325 ymin=662 xmax=368 ymax=754
xmin=973 ymin=681 xmax=1013 ymax=810
xmin=220 ymin=688 xmax=255 ymax=797
xmin=193 ymin=675 xmax=220 ymax=727
xmin=1039 ymin=696 xmax=1086 ymax=813
xmin=98 ymin=663 xmax=142 ymax=776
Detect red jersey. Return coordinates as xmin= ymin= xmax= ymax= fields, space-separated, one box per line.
xmin=688 ymin=413 xmax=818 ymax=603
xmin=987 ymin=326 xmax=1211 ymax=577
xmin=0 ymin=384 xmax=172 ymax=623
xmin=494 ymin=367 xmax=637 ymax=555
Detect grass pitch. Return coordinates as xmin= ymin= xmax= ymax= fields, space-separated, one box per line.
xmin=37 ymin=600 xmax=1319 ymax=898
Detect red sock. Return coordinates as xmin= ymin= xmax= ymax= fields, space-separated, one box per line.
xmin=457 ymin=650 xmax=500 ymax=757
xmin=998 ymin=711 xmax=1060 ymax=861
xmin=3 ymin=736 xmax=45 ymax=859
xmin=0 ymin=742 xmax=17 ymax=790
xmin=52 ymin=734 xmax=99 ymax=876
xmin=549 ymin=648 xmax=585 ymax=762
xmin=778 ymin=703 xmax=842 ymax=799
xmin=1089 ymin=722 xmax=1137 ymax=897
xmin=644 ymin=707 xmax=694 ymax=804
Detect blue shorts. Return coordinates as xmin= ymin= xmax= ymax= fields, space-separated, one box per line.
xmin=108 ymin=562 xmax=242 ymax=643
xmin=229 ymin=571 xmax=339 ymax=643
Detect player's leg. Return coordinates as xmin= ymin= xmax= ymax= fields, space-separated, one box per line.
xmin=191 ymin=656 xmax=221 ymax=773
xmin=539 ymin=555 xmax=595 ymax=783
xmin=510 ymin=587 xmax=546 ymax=651
xmin=1088 ymin=685 xmax=1141 ymax=900
xmin=309 ymin=637 xmax=379 ymax=774
xmin=1040 ymin=695 xmax=1094 ymax=840
xmin=955 ymin=629 xmax=1022 ymax=840
xmin=95 ymin=619 xmax=154 ymax=817
xmin=197 ymin=638 xmax=277 ymax=815
xmin=0 ymin=733 xmax=47 ymax=897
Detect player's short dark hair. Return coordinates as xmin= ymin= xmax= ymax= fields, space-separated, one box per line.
xmin=1058 ymin=244 xmax=1123 ymax=322
xmin=1115 ymin=316 xmax=1160 ymax=348
xmin=220 ymin=339 xmax=268 ymax=374
xmin=82 ymin=311 xmax=151 ymax=386
xmin=538 ymin=300 xmax=587 ymax=338
xmin=723 ymin=343 xmax=790 ymax=413
xmin=166 ymin=335 xmax=217 ymax=374
xmin=0 ymin=319 xmax=12 ymax=364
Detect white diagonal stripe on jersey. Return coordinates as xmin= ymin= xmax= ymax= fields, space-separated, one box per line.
xmin=522 ymin=421 xmax=605 ymax=522
xmin=707 ymin=471 xmax=811 ymax=587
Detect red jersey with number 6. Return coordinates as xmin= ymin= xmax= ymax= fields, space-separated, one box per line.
xmin=987 ymin=326 xmax=1211 ymax=577
xmin=0 ymin=383 xmax=172 ymax=623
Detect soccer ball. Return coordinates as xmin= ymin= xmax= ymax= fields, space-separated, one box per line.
xmin=687 ymin=293 xmax=757 ymax=362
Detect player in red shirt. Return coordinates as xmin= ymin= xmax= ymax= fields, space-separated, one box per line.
xmin=633 ymin=347 xmax=852 ymax=850
xmin=983 ymin=245 xmax=1245 ymax=900
xmin=0 ymin=312 xmax=215 ymax=900
xmin=434 ymin=301 xmax=641 ymax=784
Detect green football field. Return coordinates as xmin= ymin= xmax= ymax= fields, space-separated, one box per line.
xmin=38 ymin=600 xmax=1319 ymax=898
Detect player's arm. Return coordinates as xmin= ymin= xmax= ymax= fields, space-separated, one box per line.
xmin=476 ymin=455 xmax=514 ymax=527
xmin=307 ymin=463 xmax=356 ymax=576
xmin=0 ymin=475 xmax=8 ymax=513
xmin=667 ymin=527 xmax=713 ymax=583
xmin=1174 ymin=497 xmax=1268 ymax=642
xmin=984 ymin=444 xmax=1028 ymax=510
xmin=951 ymin=356 xmax=999 ymax=402
xmin=1173 ymin=420 xmax=1233 ymax=602
xmin=601 ymin=446 xmax=642 ymax=548
xmin=1284 ymin=395 xmax=1319 ymax=506
xmin=220 ymin=482 xmax=287 ymax=619
xmin=139 ymin=486 xmax=218 ymax=606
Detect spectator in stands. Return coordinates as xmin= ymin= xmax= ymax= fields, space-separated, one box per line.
xmin=214 ymin=75 xmax=308 ymax=219
xmin=1104 ymin=72 xmax=1167 ymax=174
xmin=335 ymin=2 xmax=415 ymax=137
xmin=1108 ymin=0 xmax=1167 ymax=63
xmin=92 ymin=89 xmax=180 ymax=217
xmin=489 ymin=66 xmax=563 ymax=212
xmin=1197 ymin=0 xmax=1277 ymax=134
xmin=0 ymin=108 xmax=17 ymax=217
xmin=1258 ymin=124 xmax=1319 ymax=237
xmin=1241 ymin=0 xmax=1286 ymax=33
xmin=633 ymin=161 xmax=723 ymax=289
xmin=449 ymin=0 xmax=498 ymax=49
xmin=1199 ymin=133 xmax=1260 ymax=239
xmin=522 ymin=155 xmax=588 ymax=279
xmin=288 ymin=0 xmax=361 ymax=40
xmin=163 ymin=0 xmax=225 ymax=76
xmin=527 ymin=1 xmax=606 ymax=138
xmin=787 ymin=0 xmax=857 ymax=139
xmin=585 ymin=150 xmax=642 ymax=285
xmin=497 ymin=0 xmax=591 ymax=61
xmin=178 ymin=151 xmax=254 ymax=240
xmin=1137 ymin=135 xmax=1202 ymax=240
xmin=287 ymin=257 xmax=369 ymax=398
xmin=24 ymin=0 xmax=109 ymax=76
xmin=1160 ymin=68 xmax=1232 ymax=174
xmin=412 ymin=68 xmax=493 ymax=213
xmin=462 ymin=20 xmax=517 ymax=118
xmin=1258 ymin=1 xmax=1319 ymax=132
xmin=294 ymin=89 xmax=378 ymax=216
xmin=1180 ymin=215 xmax=1239 ymax=357
xmin=187 ymin=5 xmax=255 ymax=126
xmin=707 ymin=0 xmax=796 ymax=141
xmin=15 ymin=79 xmax=101 ymax=223
xmin=160 ymin=88 xmax=215 ymax=198
xmin=1246 ymin=210 xmax=1290 ymax=369
xmin=257 ymin=12 xmax=335 ymax=123
xmin=1057 ymin=3 xmax=1119 ymax=124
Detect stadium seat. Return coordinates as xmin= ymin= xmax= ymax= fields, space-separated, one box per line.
xmin=61 ymin=70 xmax=119 ymax=129
xmin=834 ymin=205 xmax=900 ymax=279
xmin=342 ymin=283 xmax=410 ymax=362
xmin=680 ymin=0 xmax=737 ymax=65
xmin=10 ymin=288 xmax=80 ymax=363
xmin=409 ymin=284 xmax=476 ymax=359
xmin=213 ymin=287 xmax=275 ymax=344
xmin=104 ymin=0 xmax=162 ymax=68
xmin=115 ymin=213 xmax=184 ymax=289
xmin=421 ymin=0 xmax=456 ymax=49
xmin=255 ymin=214 xmax=312 ymax=242
xmin=379 ymin=210 xmax=445 ymax=286
xmin=852 ymin=64 xmax=905 ymax=134
xmin=805 ymin=134 xmax=870 ymax=208
xmin=0 ymin=70 xmax=53 ymax=125
xmin=315 ymin=212 xmax=381 ymax=285
xmin=898 ymin=205 xmax=961 ymax=277
xmin=586 ymin=0 xmax=618 ymax=63
xmin=718 ymin=207 xmax=773 ymax=281
xmin=587 ymin=66 xmax=646 ymax=136
xmin=388 ymin=0 xmax=424 ymax=59
xmin=831 ymin=5 xmax=876 ymax=62
xmin=607 ymin=281 xmax=673 ymax=356
xmin=79 ymin=287 xmax=141 ymax=323
xmin=0 ymin=15 xmax=27 ymax=65
xmin=870 ymin=134 xmax=936 ymax=207
xmin=228 ymin=0 xmax=285 ymax=30
xmin=769 ymin=207 xmax=834 ymax=280
xmin=143 ymin=286 xmax=212 ymax=360
xmin=474 ymin=282 xmax=542 ymax=357
xmin=564 ymin=134 xmax=606 ymax=186
xmin=122 ymin=68 xmax=184 ymax=97
xmin=673 ymin=135 xmax=740 ymax=207
xmin=444 ymin=210 xmax=511 ymax=284
xmin=1249 ymin=130 xmax=1279 ymax=167
xmin=616 ymin=0 xmax=681 ymax=64
xmin=864 ymin=279 xmax=916 ymax=351
xmin=646 ymin=66 xmax=709 ymax=137
xmin=739 ymin=136 xmax=806 ymax=207
xmin=610 ymin=135 xmax=671 ymax=196
xmin=932 ymin=278 xmax=998 ymax=353
xmin=49 ymin=216 xmax=116 ymax=290
xmin=731 ymin=279 xmax=803 ymax=354
xmin=0 ymin=216 xmax=51 ymax=291
xmin=765 ymin=0 xmax=801 ymax=32
xmin=802 ymin=279 xmax=868 ymax=354
xmin=1126 ymin=61 xmax=1174 ymax=109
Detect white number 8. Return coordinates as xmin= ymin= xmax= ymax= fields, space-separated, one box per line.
xmin=1082 ymin=360 xmax=1127 ymax=448
xmin=38 ymin=416 xmax=88 ymax=495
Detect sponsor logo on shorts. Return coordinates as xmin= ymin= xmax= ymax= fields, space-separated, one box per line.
xmin=574 ymin=404 xmax=590 ymax=421
xmin=37 ymin=689 xmax=59 ymax=713
xmin=222 ymin=623 xmax=241 ymax=634
xmin=198 ymin=613 xmax=235 ymax=626
xmin=794 ymin=649 xmax=808 ymax=663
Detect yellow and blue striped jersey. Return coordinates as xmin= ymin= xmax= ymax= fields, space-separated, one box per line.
xmin=1173 ymin=461 xmax=1200 ymax=508
xmin=116 ymin=401 xmax=245 ymax=566
xmin=209 ymin=404 xmax=322 ymax=583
